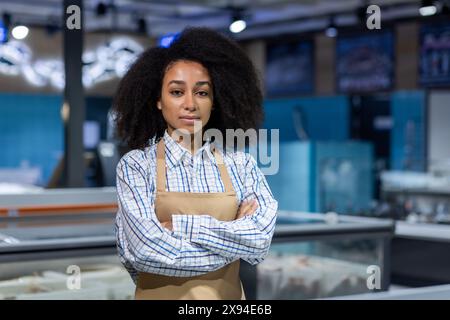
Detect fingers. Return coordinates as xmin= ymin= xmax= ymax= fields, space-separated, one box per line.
xmin=246 ymin=200 xmax=258 ymax=215
xmin=238 ymin=201 xmax=252 ymax=216
xmin=238 ymin=201 xmax=249 ymax=216
xmin=160 ymin=220 xmax=173 ymax=231
xmin=237 ymin=199 xmax=258 ymax=218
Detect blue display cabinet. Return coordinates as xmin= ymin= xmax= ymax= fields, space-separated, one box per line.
xmin=264 ymin=141 xmax=374 ymax=214
xmin=390 ymin=91 xmax=426 ymax=172
xmin=262 ymin=96 xmax=350 ymax=143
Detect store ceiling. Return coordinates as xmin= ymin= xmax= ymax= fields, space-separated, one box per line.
xmin=0 ymin=0 xmax=426 ymax=39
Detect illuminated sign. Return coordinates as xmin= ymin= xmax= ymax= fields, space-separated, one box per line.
xmin=420 ymin=22 xmax=450 ymax=86
xmin=0 ymin=37 xmax=144 ymax=89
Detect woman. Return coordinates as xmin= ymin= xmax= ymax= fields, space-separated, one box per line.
xmin=113 ymin=27 xmax=278 ymax=300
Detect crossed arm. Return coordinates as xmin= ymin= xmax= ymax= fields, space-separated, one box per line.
xmin=115 ymin=150 xmax=278 ymax=277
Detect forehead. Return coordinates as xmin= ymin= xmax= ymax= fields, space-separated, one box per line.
xmin=163 ymin=60 xmax=210 ymax=81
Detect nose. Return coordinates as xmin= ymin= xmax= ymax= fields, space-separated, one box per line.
xmin=182 ymin=93 xmax=196 ymax=111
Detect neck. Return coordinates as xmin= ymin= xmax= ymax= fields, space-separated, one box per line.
xmin=181 ymin=134 xmax=197 ymax=154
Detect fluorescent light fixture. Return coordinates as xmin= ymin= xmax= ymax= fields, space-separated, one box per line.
xmin=0 ymin=37 xmax=143 ymax=89
xmin=12 ymin=25 xmax=29 ymax=40
xmin=22 ymin=64 xmax=46 ymax=87
xmin=229 ymin=19 xmax=246 ymax=33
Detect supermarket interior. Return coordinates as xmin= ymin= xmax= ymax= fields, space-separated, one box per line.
xmin=1 ymin=0 xmax=450 ymax=300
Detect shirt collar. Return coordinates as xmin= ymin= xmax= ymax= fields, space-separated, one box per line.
xmin=162 ymin=130 xmax=215 ymax=169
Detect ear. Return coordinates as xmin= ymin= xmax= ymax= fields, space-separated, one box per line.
xmin=157 ymin=101 xmax=162 ymax=110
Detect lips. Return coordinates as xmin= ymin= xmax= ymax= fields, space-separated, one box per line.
xmin=179 ymin=116 xmax=200 ymax=120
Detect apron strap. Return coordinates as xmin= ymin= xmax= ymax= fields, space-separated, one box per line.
xmin=212 ymin=145 xmax=234 ymax=193
xmin=156 ymin=139 xmax=166 ymax=192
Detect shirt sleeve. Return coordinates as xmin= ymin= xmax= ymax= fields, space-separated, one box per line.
xmin=171 ymin=152 xmax=278 ymax=265
xmin=115 ymin=150 xmax=234 ymax=280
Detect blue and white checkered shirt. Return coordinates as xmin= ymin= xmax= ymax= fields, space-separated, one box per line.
xmin=115 ymin=130 xmax=278 ymax=283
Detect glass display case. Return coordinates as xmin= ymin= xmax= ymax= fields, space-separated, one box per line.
xmin=332 ymin=284 xmax=450 ymax=300
xmin=0 ymin=188 xmax=134 ymax=300
xmin=0 ymin=202 xmax=394 ymax=300
xmin=0 ymin=211 xmax=135 ymax=300
xmin=241 ymin=211 xmax=395 ymax=300
xmin=376 ymin=172 xmax=450 ymax=286
xmin=264 ymin=141 xmax=373 ymax=215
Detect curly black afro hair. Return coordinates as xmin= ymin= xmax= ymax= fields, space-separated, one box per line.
xmin=113 ymin=26 xmax=264 ymax=150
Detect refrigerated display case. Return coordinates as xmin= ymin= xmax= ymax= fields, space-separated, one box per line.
xmin=0 ymin=210 xmax=135 ymax=300
xmin=0 ymin=188 xmax=395 ymax=300
xmin=377 ymin=173 xmax=450 ymax=286
xmin=332 ymin=284 xmax=450 ymax=300
xmin=264 ymin=141 xmax=373 ymax=215
xmin=0 ymin=187 xmax=134 ymax=300
xmin=241 ymin=211 xmax=395 ymax=300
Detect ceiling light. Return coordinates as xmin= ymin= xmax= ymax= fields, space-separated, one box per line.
xmin=230 ymin=20 xmax=246 ymax=33
xmin=325 ymin=26 xmax=338 ymax=38
xmin=420 ymin=0 xmax=437 ymax=16
xmin=325 ymin=17 xmax=338 ymax=38
xmin=229 ymin=10 xmax=246 ymax=33
xmin=12 ymin=25 xmax=29 ymax=40
xmin=159 ymin=33 xmax=179 ymax=48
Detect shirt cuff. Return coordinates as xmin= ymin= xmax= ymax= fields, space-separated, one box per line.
xmin=172 ymin=215 xmax=205 ymax=242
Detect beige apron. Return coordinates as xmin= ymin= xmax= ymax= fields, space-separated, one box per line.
xmin=135 ymin=138 xmax=245 ymax=300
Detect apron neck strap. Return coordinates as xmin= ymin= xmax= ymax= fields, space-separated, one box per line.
xmin=156 ymin=139 xmax=167 ymax=192
xmin=156 ymin=138 xmax=234 ymax=193
xmin=212 ymin=145 xmax=234 ymax=193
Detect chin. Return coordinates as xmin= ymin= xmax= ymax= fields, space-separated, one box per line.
xmin=173 ymin=126 xmax=196 ymax=135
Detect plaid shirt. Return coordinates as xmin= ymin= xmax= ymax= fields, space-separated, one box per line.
xmin=115 ymin=131 xmax=278 ymax=283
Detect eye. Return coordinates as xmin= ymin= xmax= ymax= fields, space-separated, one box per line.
xmin=196 ymin=91 xmax=209 ymax=97
xmin=170 ymin=90 xmax=183 ymax=97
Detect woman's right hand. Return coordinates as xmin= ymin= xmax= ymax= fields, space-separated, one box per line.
xmin=236 ymin=199 xmax=258 ymax=220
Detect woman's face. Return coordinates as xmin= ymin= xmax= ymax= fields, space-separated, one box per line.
xmin=157 ymin=60 xmax=213 ymax=136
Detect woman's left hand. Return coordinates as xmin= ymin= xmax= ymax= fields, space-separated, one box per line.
xmin=161 ymin=220 xmax=173 ymax=230
xmin=236 ymin=199 xmax=258 ymax=220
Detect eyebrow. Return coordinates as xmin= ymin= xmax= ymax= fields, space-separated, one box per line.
xmin=168 ymin=80 xmax=211 ymax=87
